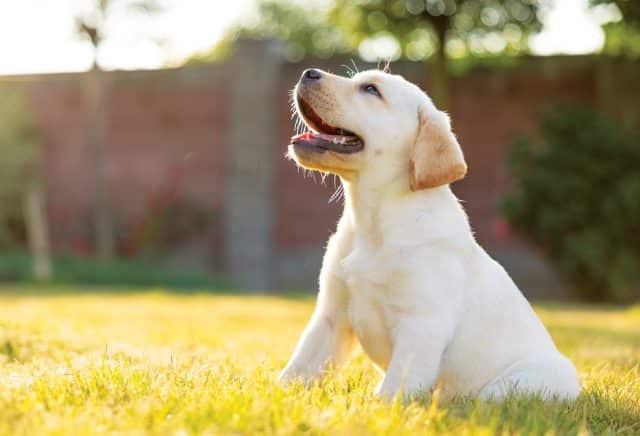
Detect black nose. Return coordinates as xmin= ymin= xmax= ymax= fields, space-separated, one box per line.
xmin=302 ymin=68 xmax=322 ymax=83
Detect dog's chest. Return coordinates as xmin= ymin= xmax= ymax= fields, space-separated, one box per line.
xmin=340 ymin=247 xmax=396 ymax=368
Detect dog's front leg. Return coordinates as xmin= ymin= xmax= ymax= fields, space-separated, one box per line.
xmin=376 ymin=318 xmax=449 ymax=400
xmin=375 ymin=256 xmax=463 ymax=401
xmin=279 ymin=309 xmax=353 ymax=384
xmin=280 ymin=224 xmax=355 ymax=385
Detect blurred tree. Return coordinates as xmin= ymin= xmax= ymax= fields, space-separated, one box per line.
xmin=75 ymin=0 xmax=162 ymax=68
xmin=591 ymin=0 xmax=640 ymax=26
xmin=228 ymin=0 xmax=541 ymax=109
xmin=591 ymin=0 xmax=640 ymax=57
xmin=0 ymin=86 xmax=52 ymax=280
xmin=74 ymin=0 xmax=160 ymax=262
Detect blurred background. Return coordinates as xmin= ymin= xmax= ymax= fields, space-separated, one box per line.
xmin=0 ymin=0 xmax=638 ymax=302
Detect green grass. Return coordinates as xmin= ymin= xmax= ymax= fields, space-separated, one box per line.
xmin=0 ymin=285 xmax=638 ymax=435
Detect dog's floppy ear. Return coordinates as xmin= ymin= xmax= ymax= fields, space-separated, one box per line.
xmin=409 ymin=107 xmax=467 ymax=190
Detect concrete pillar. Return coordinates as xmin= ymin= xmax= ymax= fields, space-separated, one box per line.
xmin=223 ymin=40 xmax=283 ymax=291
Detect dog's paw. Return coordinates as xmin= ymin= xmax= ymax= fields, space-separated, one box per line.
xmin=279 ymin=365 xmax=313 ymax=387
xmin=278 ymin=367 xmax=298 ymax=384
xmin=375 ymin=380 xmax=399 ymax=401
xmin=376 ymin=380 xmax=429 ymax=403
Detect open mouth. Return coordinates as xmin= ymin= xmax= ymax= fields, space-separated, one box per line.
xmin=290 ymin=97 xmax=364 ymax=154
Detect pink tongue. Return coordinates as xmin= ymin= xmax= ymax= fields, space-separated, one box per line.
xmin=291 ymin=132 xmax=316 ymax=141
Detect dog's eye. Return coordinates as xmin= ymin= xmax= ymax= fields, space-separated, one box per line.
xmin=362 ymin=84 xmax=381 ymax=98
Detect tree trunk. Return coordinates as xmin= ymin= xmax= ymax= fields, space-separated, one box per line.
xmin=425 ymin=14 xmax=451 ymax=111
xmin=85 ymin=65 xmax=115 ymax=261
xmin=24 ymin=181 xmax=52 ymax=280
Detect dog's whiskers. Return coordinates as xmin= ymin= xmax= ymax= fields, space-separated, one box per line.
xmin=350 ymin=59 xmax=359 ymax=75
xmin=342 ymin=64 xmax=355 ymax=78
xmin=328 ymin=183 xmax=344 ymax=204
xmin=320 ymin=172 xmax=328 ymax=186
xmin=296 ymin=117 xmax=306 ymax=135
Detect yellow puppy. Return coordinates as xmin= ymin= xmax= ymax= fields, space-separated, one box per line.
xmin=282 ymin=68 xmax=580 ymax=401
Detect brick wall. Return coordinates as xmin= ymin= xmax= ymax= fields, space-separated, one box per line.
xmin=14 ymin=68 xmax=231 ymax=263
xmin=2 ymin=42 xmax=637 ymax=296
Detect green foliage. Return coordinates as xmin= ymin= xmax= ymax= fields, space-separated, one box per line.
xmin=591 ymin=0 xmax=640 ymax=28
xmin=591 ymin=0 xmax=640 ymax=57
xmin=229 ymin=0 xmax=540 ymax=61
xmin=502 ymin=106 xmax=640 ymax=302
xmin=0 ymin=292 xmax=638 ymax=434
xmin=0 ymin=252 xmax=228 ymax=290
xmin=0 ymin=86 xmax=41 ymax=249
xmin=329 ymin=0 xmax=540 ymax=59
xmin=234 ymin=1 xmax=352 ymax=61
xmin=602 ymin=21 xmax=640 ymax=57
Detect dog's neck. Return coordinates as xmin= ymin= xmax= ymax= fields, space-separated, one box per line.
xmin=341 ymin=171 xmax=453 ymax=246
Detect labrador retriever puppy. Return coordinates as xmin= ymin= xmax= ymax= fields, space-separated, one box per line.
xmin=281 ymin=68 xmax=580 ymax=401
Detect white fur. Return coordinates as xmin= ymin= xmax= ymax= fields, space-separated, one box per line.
xmin=281 ymin=69 xmax=580 ymax=401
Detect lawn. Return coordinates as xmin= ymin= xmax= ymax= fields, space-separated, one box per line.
xmin=0 ymin=286 xmax=638 ymax=435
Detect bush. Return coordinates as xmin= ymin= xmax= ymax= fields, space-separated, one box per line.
xmin=124 ymin=187 xmax=214 ymax=257
xmin=502 ymin=105 xmax=640 ymax=302
xmin=0 ymin=85 xmax=40 ymax=249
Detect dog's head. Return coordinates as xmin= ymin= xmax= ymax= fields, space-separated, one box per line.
xmin=289 ymin=68 xmax=466 ymax=190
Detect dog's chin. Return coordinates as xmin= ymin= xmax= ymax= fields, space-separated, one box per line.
xmin=288 ymin=144 xmax=359 ymax=178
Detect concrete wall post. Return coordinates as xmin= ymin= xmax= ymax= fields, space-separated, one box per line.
xmin=223 ymin=40 xmax=283 ymax=291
